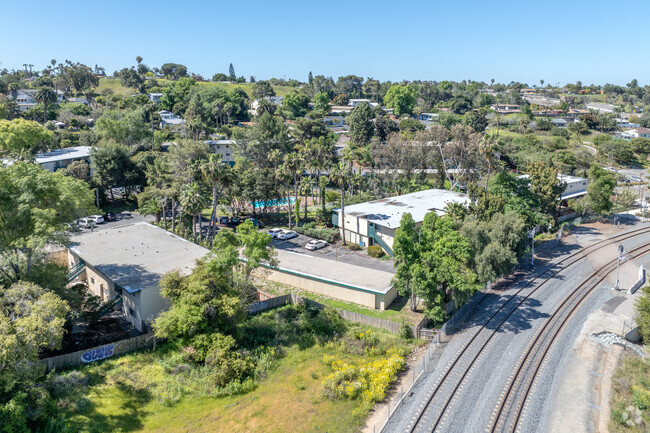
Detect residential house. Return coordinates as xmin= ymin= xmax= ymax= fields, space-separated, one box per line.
xmin=149 ymin=93 xmax=163 ymax=104
xmin=9 ymin=88 xmax=64 ymax=112
xmin=158 ymin=110 xmax=185 ymax=128
xmin=205 ymin=139 xmax=236 ymax=166
xmin=551 ymin=118 xmax=568 ymax=128
xmin=348 ymin=99 xmax=379 ymax=108
xmin=490 ymin=104 xmax=521 ymax=114
xmin=622 ymin=128 xmax=650 ymax=139
xmin=2 ymin=146 xmax=91 ymax=173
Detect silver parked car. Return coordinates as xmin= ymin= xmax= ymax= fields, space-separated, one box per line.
xmin=267 ymin=228 xmax=284 ymax=238
xmin=277 ymin=230 xmax=298 ymax=240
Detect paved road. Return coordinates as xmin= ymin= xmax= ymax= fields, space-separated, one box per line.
xmin=384 ymin=221 xmax=650 ymax=433
xmin=270 ymin=234 xmax=395 ymax=273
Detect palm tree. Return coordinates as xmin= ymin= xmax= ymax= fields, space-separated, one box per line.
xmin=180 ymin=183 xmax=208 ymax=243
xmin=139 ymin=197 xmax=163 ymax=223
xmin=480 ymin=133 xmax=497 ymax=194
xmin=275 ymin=162 xmax=294 ymax=229
xmin=283 ymin=152 xmax=302 ymax=225
xmin=329 ymin=162 xmax=350 ymax=245
xmin=201 ymin=154 xmax=232 ymax=244
xmin=34 ymin=86 xmax=57 ymax=124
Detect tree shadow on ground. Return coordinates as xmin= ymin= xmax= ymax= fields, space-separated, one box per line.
xmin=68 ymin=372 xmax=153 ymax=433
xmin=447 ymin=292 xmax=550 ymax=337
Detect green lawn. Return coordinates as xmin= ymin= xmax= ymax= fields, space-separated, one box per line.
xmin=96 ymin=78 xmax=135 ymax=96
xmin=63 ymin=321 xmax=414 ymax=433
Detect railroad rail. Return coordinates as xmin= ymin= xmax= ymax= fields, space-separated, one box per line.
xmin=488 ymin=240 xmax=650 ymax=433
xmin=403 ymin=224 xmax=650 ymax=433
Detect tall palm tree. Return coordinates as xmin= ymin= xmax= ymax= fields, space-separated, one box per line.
xmin=329 ymin=162 xmax=350 ymax=245
xmin=283 ymin=152 xmax=303 ymax=225
xmin=34 ymin=86 xmax=57 ymax=124
xmin=201 ymin=155 xmax=232 ymax=244
xmin=180 ymin=183 xmax=208 ymax=243
xmin=275 ymin=162 xmax=294 ymax=229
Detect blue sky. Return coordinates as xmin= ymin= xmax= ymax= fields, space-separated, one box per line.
xmin=2 ymin=0 xmax=649 ymax=86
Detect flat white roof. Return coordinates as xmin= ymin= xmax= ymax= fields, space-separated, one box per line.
xmin=339 ymin=189 xmax=470 ymax=229
xmin=69 ymin=222 xmax=209 ymax=292
xmin=35 ymin=146 xmax=91 ymax=164
xmin=271 ymin=249 xmax=394 ymax=294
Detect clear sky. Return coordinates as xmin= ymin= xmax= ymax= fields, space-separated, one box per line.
xmin=2 ymin=0 xmax=649 ymax=86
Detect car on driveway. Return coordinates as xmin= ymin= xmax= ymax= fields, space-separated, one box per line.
xmin=218 ymin=216 xmax=229 ymax=224
xmin=277 ymin=230 xmax=298 ymax=240
xmin=267 ymin=228 xmax=284 ymax=238
xmin=230 ymin=217 xmax=242 ymax=225
xmin=91 ymin=215 xmax=105 ymax=224
xmin=305 ymin=239 xmax=328 ymax=250
xmin=103 ymin=212 xmax=116 ymax=222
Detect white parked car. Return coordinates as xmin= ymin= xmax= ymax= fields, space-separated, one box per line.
xmin=76 ymin=217 xmax=92 ymax=228
xmin=91 ymin=215 xmax=105 ymax=224
xmin=305 ymin=239 xmax=328 ymax=250
xmin=277 ymin=230 xmax=298 ymax=240
xmin=267 ymin=228 xmax=284 ymax=238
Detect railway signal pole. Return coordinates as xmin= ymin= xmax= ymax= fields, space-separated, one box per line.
xmin=615 ymin=245 xmax=625 ymax=290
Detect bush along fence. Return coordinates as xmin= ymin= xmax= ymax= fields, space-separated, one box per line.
xmin=249 ymin=291 xmax=432 ymax=339
xmin=42 ymin=333 xmax=157 ymax=373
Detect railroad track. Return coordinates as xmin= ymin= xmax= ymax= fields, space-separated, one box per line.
xmin=488 ymin=240 xmax=650 ymax=433
xmin=403 ymin=224 xmax=650 ymax=433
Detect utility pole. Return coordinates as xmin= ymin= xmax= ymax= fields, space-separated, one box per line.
xmin=528 ymin=228 xmax=536 ymax=267
xmin=615 ymin=245 xmax=625 ymax=290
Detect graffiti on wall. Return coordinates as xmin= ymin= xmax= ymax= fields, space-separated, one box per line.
xmin=81 ymin=344 xmax=115 ymax=363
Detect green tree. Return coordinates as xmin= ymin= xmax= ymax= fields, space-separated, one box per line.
xmin=90 ymin=140 xmax=140 ymax=201
xmin=238 ymin=112 xmax=292 ymax=168
xmin=228 ymin=63 xmax=236 ymax=81
xmin=313 ymin=91 xmax=330 ymax=113
xmin=0 ymin=281 xmax=69 ymax=432
xmin=0 ymin=162 xmax=95 ymax=284
xmin=251 ymin=81 xmax=275 ymax=99
xmin=236 ymin=220 xmax=277 ymax=292
xmin=201 ymin=155 xmax=233 ymax=244
xmin=348 ymin=102 xmax=375 ymax=147
xmin=586 ymin=164 xmax=616 ymax=215
xmin=95 ymin=108 xmax=151 ymax=146
xmin=280 ymin=92 xmax=310 ymax=119
xmin=384 ymin=85 xmax=416 ymax=115
xmin=392 ymin=213 xmax=420 ymax=311
xmin=0 ymin=118 xmax=53 ymax=158
xmin=527 ymin=161 xmax=565 ymax=219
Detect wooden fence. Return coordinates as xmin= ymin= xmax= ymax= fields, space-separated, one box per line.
xmin=42 ymin=333 xmax=157 ymax=372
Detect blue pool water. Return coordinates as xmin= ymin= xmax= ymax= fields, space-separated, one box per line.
xmin=252 ymin=197 xmax=296 ymax=209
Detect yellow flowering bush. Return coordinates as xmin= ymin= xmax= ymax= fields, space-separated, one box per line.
xmin=355 ymin=329 xmax=379 ymax=349
xmin=322 ymin=347 xmax=406 ymax=411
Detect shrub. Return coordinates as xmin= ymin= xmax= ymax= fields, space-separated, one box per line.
xmin=322 ymin=347 xmax=406 ymax=413
xmin=399 ymin=323 xmax=414 ymax=340
xmin=348 ymin=243 xmax=362 ymax=251
xmin=294 ymin=225 xmax=339 ymax=243
xmin=367 ymin=245 xmax=385 ymax=258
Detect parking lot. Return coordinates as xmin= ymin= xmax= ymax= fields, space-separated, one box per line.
xmin=73 ymin=212 xmax=154 ymax=234
xmin=270 ymin=233 xmax=395 ymax=273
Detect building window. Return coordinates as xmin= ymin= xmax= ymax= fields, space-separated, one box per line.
xmin=90 ymin=277 xmax=95 ymax=284
xmin=129 ymin=308 xmax=136 ymax=317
